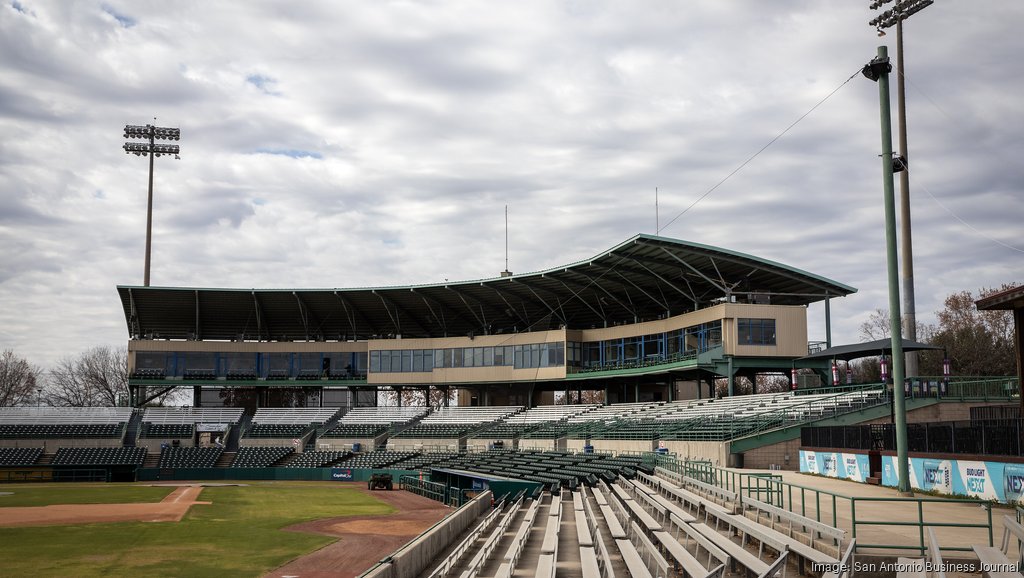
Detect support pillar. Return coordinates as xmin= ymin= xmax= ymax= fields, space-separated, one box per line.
xmin=727 ymin=356 xmax=735 ymax=397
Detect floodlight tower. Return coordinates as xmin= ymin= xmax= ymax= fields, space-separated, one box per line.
xmin=123 ymin=123 xmax=180 ymax=286
xmin=869 ymin=0 xmax=934 ymax=378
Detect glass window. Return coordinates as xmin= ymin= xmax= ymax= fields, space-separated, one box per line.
xmin=513 ymin=345 xmax=523 ymax=369
xmin=401 ymin=350 xmax=412 ymax=372
xmin=452 ymin=348 xmax=464 ymax=368
xmin=390 ymin=351 xmax=402 ymax=372
xmin=483 ymin=347 xmax=494 ymax=366
xmin=504 ymin=346 xmax=514 ymax=366
xmin=604 ymin=340 xmax=620 ymax=364
xmin=354 ymin=352 xmax=367 ymax=374
xmin=531 ymin=343 xmax=541 ymax=368
xmin=434 ymin=349 xmax=445 ymax=369
xmin=369 ymin=351 xmax=380 ymax=373
xmin=623 ymin=337 xmax=639 ymax=362
xmin=473 ymin=347 xmax=484 ymax=367
xmin=737 ymin=319 xmax=774 ymax=345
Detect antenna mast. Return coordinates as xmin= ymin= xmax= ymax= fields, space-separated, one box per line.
xmin=501 ymin=205 xmax=512 ymax=277
xmin=655 ymin=187 xmax=660 ymax=233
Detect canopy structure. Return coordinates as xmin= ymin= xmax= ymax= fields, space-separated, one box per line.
xmin=117 ymin=233 xmax=856 ymax=341
xmin=799 ymin=338 xmax=942 ymax=362
xmin=976 ymin=284 xmax=1024 ymax=394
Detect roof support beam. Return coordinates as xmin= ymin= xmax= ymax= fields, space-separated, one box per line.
xmin=371 ymin=290 xmax=402 ymax=335
xmin=611 ymin=267 xmax=669 ymax=311
xmin=489 ymin=281 xmax=559 ymax=331
xmin=373 ymin=290 xmax=433 ymax=336
xmin=333 ymin=291 xmax=375 ymax=338
xmin=194 ymin=290 xmax=201 ymax=340
xmin=127 ymin=288 xmax=140 ymax=338
xmin=630 ymin=260 xmax=699 ymax=305
xmin=292 ymin=292 xmax=316 ymax=340
xmin=444 ymin=286 xmax=488 ymax=331
xmin=660 ymin=247 xmax=730 ymax=294
xmin=548 ymin=274 xmax=605 ymax=320
xmin=567 ymin=268 xmax=637 ymax=320
xmin=512 ymin=278 xmax=567 ymax=326
xmin=251 ymin=291 xmax=265 ymax=341
xmin=485 ymin=286 xmax=532 ymax=330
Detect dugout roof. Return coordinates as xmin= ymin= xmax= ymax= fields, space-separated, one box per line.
xmin=117 ymin=234 xmax=856 ymax=341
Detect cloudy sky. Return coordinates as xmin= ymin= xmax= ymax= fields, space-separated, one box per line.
xmin=1 ymin=0 xmax=1021 ymax=368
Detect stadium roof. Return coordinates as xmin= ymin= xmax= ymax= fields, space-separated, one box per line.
xmin=976 ymin=285 xmax=1024 ymax=311
xmin=799 ymin=338 xmax=942 ymax=362
xmin=117 ymin=233 xmax=856 ymax=341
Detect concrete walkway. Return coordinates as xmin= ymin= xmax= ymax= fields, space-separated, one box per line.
xmin=735 ymin=468 xmax=1012 ymax=557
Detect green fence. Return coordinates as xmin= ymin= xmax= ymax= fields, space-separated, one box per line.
xmin=400 ymin=475 xmax=448 ymax=503
xmin=651 ymin=454 xmax=994 ymax=555
xmin=136 ymin=467 xmax=423 ymax=483
xmin=0 ymin=468 xmax=109 ymax=483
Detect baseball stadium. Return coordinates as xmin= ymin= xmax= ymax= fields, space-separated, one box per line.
xmin=1 ymin=234 xmax=1022 ymax=577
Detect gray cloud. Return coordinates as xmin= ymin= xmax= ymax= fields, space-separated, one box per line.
xmin=0 ymin=0 xmax=1021 ymax=367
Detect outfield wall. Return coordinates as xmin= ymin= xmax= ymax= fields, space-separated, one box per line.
xmin=136 ymin=467 xmax=426 ymax=482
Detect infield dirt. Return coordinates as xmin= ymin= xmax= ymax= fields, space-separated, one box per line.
xmin=265 ymin=487 xmax=451 ymax=578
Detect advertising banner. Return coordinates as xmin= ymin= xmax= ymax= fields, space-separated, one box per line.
xmin=799 ymin=450 xmax=870 ymax=483
xmin=880 ymin=455 xmax=1022 ymax=504
xmin=331 ymin=468 xmax=353 ymax=481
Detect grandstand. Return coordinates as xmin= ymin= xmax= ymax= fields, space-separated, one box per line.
xmin=119 ymin=234 xmax=858 ymax=410
xmin=2 ymin=233 xmax=1012 ymax=573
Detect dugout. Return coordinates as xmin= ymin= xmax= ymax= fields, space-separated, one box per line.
xmin=428 ymin=467 xmax=540 ymax=502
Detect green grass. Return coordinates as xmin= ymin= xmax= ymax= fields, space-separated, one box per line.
xmin=0 ymin=483 xmax=175 ymax=507
xmin=0 ymin=482 xmax=396 ymax=577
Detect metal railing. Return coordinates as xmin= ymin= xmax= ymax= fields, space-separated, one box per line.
xmin=651 ymin=454 xmax=994 ymax=555
xmin=400 ymin=475 xmax=447 ymax=503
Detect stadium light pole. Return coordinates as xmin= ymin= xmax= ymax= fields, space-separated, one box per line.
xmin=863 ymin=46 xmax=911 ymax=495
xmin=869 ymin=0 xmax=934 ymax=378
xmin=123 ymin=122 xmax=180 ymax=287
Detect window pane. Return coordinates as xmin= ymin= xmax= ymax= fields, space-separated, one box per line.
xmin=453 ymin=348 xmax=464 ymax=368
xmin=370 ymin=351 xmax=380 ymax=373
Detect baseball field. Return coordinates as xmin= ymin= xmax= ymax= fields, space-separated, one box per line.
xmin=0 ymin=481 xmax=450 ymax=577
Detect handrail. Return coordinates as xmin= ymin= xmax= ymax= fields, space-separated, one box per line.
xmin=650 ymin=456 xmax=994 ymax=555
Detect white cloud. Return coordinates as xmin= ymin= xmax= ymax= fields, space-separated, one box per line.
xmin=0 ymin=0 xmax=1021 ymax=367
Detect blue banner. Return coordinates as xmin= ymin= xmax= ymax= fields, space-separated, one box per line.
xmin=878 ymin=455 xmax=1021 ymax=503
xmin=331 ymin=468 xmax=353 ymax=480
xmin=799 ymin=450 xmax=870 ymax=483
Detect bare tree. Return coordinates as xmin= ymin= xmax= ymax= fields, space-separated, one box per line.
xmin=46 ymin=346 xmax=129 ymax=407
xmin=379 ymin=387 xmax=454 ymax=408
xmin=0 ymin=350 xmax=41 ymax=407
xmin=932 ymin=285 xmax=1015 ymax=376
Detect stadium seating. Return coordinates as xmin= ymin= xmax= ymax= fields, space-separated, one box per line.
xmin=52 ymin=447 xmax=146 ymax=466
xmin=140 ymin=423 xmax=194 ymax=438
xmin=142 ymin=407 xmax=244 ymax=424
xmin=338 ymin=406 xmax=429 ymax=425
xmin=0 ymin=407 xmax=132 ymax=439
xmin=0 ymin=447 xmax=43 ymax=466
xmin=336 ymin=450 xmax=419 ymax=469
xmin=321 ymin=424 xmax=388 ymax=438
xmin=158 ymin=446 xmax=223 ymax=468
xmin=231 ymin=446 xmax=294 ymax=467
xmin=286 ymin=450 xmax=351 ymax=468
